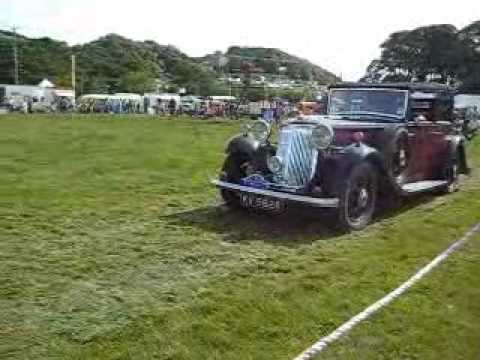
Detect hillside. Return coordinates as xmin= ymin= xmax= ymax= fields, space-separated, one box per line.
xmin=200 ymin=46 xmax=339 ymax=84
xmin=72 ymin=34 xmax=221 ymax=95
xmin=0 ymin=31 xmax=337 ymax=96
xmin=0 ymin=31 xmax=222 ymax=95
xmin=0 ymin=30 xmax=72 ymax=87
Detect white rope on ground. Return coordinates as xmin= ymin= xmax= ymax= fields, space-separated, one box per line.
xmin=293 ymin=222 xmax=480 ymax=360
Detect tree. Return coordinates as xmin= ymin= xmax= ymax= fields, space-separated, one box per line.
xmin=457 ymin=21 xmax=480 ymax=88
xmin=363 ymin=21 xmax=480 ymax=88
xmin=120 ymin=71 xmax=155 ymax=93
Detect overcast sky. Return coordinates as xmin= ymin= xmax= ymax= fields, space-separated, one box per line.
xmin=1 ymin=0 xmax=478 ymax=80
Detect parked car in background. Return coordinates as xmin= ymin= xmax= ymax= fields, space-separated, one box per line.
xmin=31 ymin=98 xmax=56 ymax=113
xmin=212 ymin=83 xmax=469 ymax=231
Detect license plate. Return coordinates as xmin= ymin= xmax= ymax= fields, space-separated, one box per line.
xmin=240 ymin=193 xmax=285 ymax=212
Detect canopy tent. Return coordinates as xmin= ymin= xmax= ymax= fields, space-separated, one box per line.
xmin=113 ymin=93 xmax=143 ymax=101
xmin=54 ymin=89 xmax=75 ymax=98
xmin=210 ymin=96 xmax=236 ymax=101
xmin=38 ymin=79 xmax=55 ymax=88
xmin=79 ymin=94 xmax=110 ymax=100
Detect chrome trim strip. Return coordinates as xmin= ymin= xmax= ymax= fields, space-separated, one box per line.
xmin=211 ymin=179 xmax=339 ymax=208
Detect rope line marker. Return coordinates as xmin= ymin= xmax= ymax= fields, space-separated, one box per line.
xmin=293 ymin=222 xmax=480 ymax=360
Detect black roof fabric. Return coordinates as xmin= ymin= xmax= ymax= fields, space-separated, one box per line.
xmin=329 ymin=82 xmax=455 ymax=93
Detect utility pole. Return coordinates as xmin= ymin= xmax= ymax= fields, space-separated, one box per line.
xmin=12 ymin=25 xmax=19 ymax=84
xmin=71 ymin=54 xmax=76 ymax=103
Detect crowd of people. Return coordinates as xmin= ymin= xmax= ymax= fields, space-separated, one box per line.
xmin=75 ymin=95 xmax=314 ymax=120
xmin=1 ymin=90 xmax=333 ymax=121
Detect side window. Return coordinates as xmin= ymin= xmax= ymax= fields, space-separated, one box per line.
xmin=434 ymin=97 xmax=454 ymax=122
xmin=411 ymin=100 xmax=434 ymax=122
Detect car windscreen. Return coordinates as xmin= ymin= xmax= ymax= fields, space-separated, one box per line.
xmin=328 ymin=89 xmax=407 ymax=120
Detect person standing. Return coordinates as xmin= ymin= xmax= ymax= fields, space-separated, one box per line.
xmin=168 ymin=98 xmax=176 ymax=116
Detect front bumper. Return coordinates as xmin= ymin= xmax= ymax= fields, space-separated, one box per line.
xmin=211 ymin=179 xmax=339 ymax=208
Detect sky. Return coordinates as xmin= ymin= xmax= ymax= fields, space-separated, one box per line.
xmin=1 ymin=0 xmax=478 ymax=81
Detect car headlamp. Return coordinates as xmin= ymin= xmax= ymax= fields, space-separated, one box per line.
xmin=248 ymin=120 xmax=270 ymax=143
xmin=312 ymin=124 xmax=334 ymax=149
xmin=267 ymin=155 xmax=283 ymax=174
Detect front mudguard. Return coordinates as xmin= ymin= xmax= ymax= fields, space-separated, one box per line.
xmin=319 ymin=143 xmax=389 ymax=196
xmin=226 ymin=134 xmax=259 ymax=157
xmin=225 ymin=134 xmax=276 ymax=174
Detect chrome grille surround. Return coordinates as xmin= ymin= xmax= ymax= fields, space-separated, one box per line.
xmin=275 ymin=125 xmax=317 ymax=189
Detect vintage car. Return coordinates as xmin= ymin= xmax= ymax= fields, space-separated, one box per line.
xmin=211 ymin=83 xmax=469 ymax=231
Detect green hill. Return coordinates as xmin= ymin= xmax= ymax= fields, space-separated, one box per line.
xmin=0 ymin=32 xmax=222 ymax=95
xmin=200 ymin=46 xmax=339 ymax=84
xmin=0 ymin=31 xmax=338 ymax=96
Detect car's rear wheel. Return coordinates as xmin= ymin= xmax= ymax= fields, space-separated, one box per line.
xmin=337 ymin=162 xmax=378 ymax=231
xmin=388 ymin=131 xmax=410 ymax=188
xmin=219 ymin=153 xmax=248 ymax=208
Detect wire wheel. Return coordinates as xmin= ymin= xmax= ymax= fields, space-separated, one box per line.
xmin=338 ymin=162 xmax=378 ymax=231
xmin=219 ymin=153 xmax=248 ymax=208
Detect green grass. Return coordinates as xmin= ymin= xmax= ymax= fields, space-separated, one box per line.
xmin=0 ymin=114 xmax=479 ymax=360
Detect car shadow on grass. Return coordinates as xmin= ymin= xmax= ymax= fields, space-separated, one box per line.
xmin=161 ymin=193 xmax=438 ymax=246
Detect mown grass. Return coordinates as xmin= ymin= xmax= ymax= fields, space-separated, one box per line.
xmin=0 ymin=114 xmax=479 ymax=359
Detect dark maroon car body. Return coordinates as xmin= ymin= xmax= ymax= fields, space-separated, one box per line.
xmin=212 ymin=83 xmax=469 ymax=230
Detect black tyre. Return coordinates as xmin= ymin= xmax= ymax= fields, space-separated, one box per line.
xmin=219 ymin=153 xmax=248 ymax=208
xmin=337 ymin=162 xmax=378 ymax=231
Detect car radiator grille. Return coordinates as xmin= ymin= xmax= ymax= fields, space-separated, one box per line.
xmin=276 ymin=125 xmax=317 ymax=188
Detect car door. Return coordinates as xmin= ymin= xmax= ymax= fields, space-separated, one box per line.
xmin=405 ymin=120 xmax=430 ymax=182
xmin=409 ymin=119 xmax=451 ymax=180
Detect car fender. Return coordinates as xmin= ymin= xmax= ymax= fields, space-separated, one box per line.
xmin=326 ymin=143 xmax=388 ymax=194
xmin=225 ymin=134 xmax=276 ymax=172
xmin=340 ymin=143 xmax=387 ymax=174
xmin=225 ymin=134 xmax=259 ymax=157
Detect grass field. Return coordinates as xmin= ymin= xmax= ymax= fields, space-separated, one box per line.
xmin=1 ymin=114 xmax=479 ymax=360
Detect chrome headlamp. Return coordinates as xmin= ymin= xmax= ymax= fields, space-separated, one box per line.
xmin=248 ymin=120 xmax=271 ymax=143
xmin=267 ymin=155 xmax=283 ymax=174
xmin=311 ymin=124 xmax=334 ymax=149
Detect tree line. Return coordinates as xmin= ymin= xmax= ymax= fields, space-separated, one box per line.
xmin=0 ymin=32 xmax=337 ymax=100
xmin=362 ymin=21 xmax=480 ymax=89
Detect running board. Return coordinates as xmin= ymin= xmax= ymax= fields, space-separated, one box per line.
xmin=211 ymin=179 xmax=339 ymax=208
xmin=401 ymin=180 xmax=448 ymax=193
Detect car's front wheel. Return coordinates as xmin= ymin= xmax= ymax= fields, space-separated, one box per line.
xmin=337 ymin=162 xmax=378 ymax=231
xmin=219 ymin=153 xmax=249 ymax=208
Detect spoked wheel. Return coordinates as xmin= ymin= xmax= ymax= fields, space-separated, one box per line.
xmin=338 ymin=162 xmax=378 ymax=231
xmin=390 ymin=133 xmax=410 ymax=187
